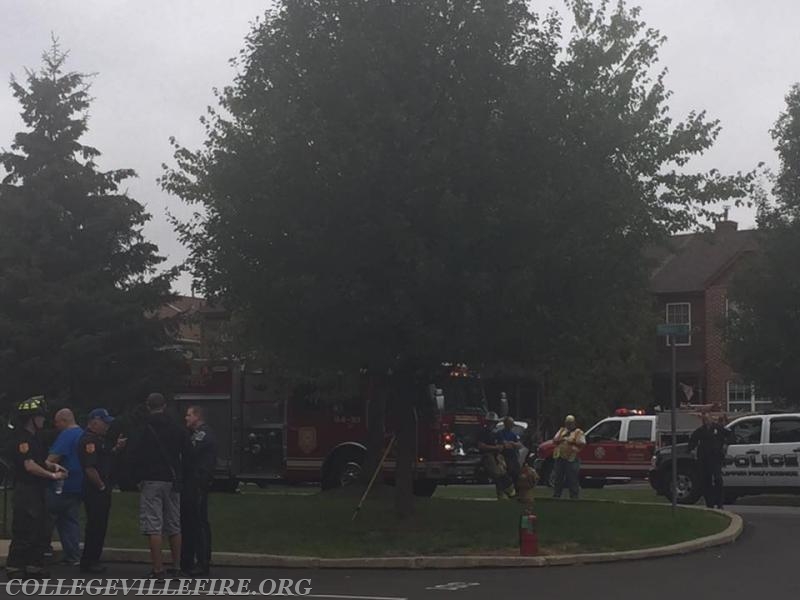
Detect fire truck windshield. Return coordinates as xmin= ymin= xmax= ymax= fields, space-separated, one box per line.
xmin=440 ymin=378 xmax=487 ymax=413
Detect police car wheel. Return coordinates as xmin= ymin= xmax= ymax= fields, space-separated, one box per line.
xmin=670 ymin=467 xmax=701 ymax=504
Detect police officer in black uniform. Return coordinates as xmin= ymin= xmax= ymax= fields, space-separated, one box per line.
xmin=78 ymin=408 xmax=125 ymax=574
xmin=5 ymin=396 xmax=67 ymax=580
xmin=180 ymin=405 xmax=217 ymax=576
xmin=688 ymin=412 xmax=734 ymax=508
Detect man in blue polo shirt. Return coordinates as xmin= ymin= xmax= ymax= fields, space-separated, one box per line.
xmin=46 ymin=408 xmax=84 ymax=565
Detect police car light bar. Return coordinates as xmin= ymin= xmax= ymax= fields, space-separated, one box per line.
xmin=615 ymin=408 xmax=645 ymax=416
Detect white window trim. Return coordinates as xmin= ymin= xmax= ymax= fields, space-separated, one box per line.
xmin=665 ymin=302 xmax=692 ymax=347
xmin=727 ymin=381 xmax=772 ymax=412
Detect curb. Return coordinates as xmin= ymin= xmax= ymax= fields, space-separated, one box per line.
xmin=91 ymin=506 xmax=742 ymax=569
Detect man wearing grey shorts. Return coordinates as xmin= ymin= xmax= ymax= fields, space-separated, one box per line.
xmin=130 ymin=393 xmax=191 ymax=579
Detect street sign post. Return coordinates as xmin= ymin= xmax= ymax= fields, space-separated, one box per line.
xmin=657 ymin=323 xmax=690 ymax=514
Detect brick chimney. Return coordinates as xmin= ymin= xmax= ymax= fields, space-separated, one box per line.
xmin=715 ymin=219 xmax=738 ymax=234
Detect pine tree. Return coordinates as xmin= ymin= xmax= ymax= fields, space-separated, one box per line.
xmin=0 ymin=42 xmax=178 ymax=411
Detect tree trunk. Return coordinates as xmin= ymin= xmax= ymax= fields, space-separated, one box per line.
xmin=394 ymin=390 xmax=416 ymax=519
xmin=360 ymin=379 xmax=387 ymax=485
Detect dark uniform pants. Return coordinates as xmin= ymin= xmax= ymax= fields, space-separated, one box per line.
xmin=7 ymin=481 xmax=49 ymax=572
xmin=180 ymin=485 xmax=211 ymax=572
xmin=81 ymin=488 xmax=111 ymax=567
xmin=700 ymin=460 xmax=724 ymax=508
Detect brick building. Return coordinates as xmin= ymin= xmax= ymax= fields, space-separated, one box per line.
xmin=156 ymin=295 xmax=231 ymax=359
xmin=648 ymin=220 xmax=765 ymax=412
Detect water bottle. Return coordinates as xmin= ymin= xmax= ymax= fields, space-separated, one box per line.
xmin=54 ymin=476 xmax=64 ymax=495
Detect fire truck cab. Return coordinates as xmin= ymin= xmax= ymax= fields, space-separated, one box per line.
xmin=173 ymin=359 xmax=501 ymax=495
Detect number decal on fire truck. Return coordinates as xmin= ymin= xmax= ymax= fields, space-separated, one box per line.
xmin=297 ymin=427 xmax=317 ymax=454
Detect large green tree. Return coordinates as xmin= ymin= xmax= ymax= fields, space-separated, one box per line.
xmin=726 ymin=84 xmax=800 ymax=403
xmin=0 ymin=44 xmax=178 ymax=412
xmin=164 ymin=0 xmax=751 ymax=513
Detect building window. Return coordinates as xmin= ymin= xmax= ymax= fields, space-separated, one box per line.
xmin=725 ymin=297 xmax=741 ymax=321
xmin=665 ymin=302 xmax=691 ymax=346
xmin=726 ymin=381 xmax=773 ymax=413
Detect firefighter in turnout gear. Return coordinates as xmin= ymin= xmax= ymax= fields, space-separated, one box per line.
xmin=478 ymin=412 xmax=516 ymax=500
xmin=5 ymin=396 xmax=68 ymax=580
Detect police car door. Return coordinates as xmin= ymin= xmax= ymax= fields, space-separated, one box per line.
xmin=763 ymin=416 xmax=800 ymax=488
xmin=723 ymin=417 xmax=766 ymax=489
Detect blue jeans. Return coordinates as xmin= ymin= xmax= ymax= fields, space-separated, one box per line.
xmin=47 ymin=489 xmax=82 ymax=562
xmin=553 ymin=458 xmax=581 ymax=499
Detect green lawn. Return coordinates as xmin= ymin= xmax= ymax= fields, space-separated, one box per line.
xmin=90 ymin=485 xmax=726 ymax=557
xmin=0 ymin=484 xmax=732 ymax=557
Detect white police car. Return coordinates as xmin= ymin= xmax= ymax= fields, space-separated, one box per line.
xmin=650 ymin=412 xmax=800 ymax=503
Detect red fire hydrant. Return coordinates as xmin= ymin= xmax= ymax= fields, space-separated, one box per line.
xmin=519 ymin=512 xmax=538 ymax=556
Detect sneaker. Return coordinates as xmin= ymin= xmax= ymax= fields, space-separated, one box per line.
xmin=22 ymin=568 xmax=50 ymax=580
xmin=59 ymin=558 xmax=81 ymax=567
xmin=80 ymin=563 xmax=107 ymax=574
xmin=188 ymin=566 xmax=210 ymax=577
xmin=147 ymin=571 xmax=166 ymax=581
xmin=5 ymin=569 xmax=23 ymax=581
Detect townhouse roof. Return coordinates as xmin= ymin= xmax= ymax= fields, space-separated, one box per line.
xmin=648 ymin=221 xmax=758 ymax=294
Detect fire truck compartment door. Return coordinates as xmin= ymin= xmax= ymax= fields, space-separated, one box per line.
xmin=581 ymin=418 xmax=625 ymax=477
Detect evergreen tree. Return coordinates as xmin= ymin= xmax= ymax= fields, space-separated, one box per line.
xmin=0 ymin=43 xmax=178 ymax=412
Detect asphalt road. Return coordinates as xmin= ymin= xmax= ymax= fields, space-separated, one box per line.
xmin=0 ymin=504 xmax=797 ymax=599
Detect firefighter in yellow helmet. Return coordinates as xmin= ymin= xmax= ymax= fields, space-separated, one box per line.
xmin=551 ymin=414 xmax=586 ymax=499
xmin=5 ymin=396 xmax=68 ymax=580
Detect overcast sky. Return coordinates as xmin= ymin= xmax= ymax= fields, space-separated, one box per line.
xmin=1 ymin=0 xmax=799 ymax=295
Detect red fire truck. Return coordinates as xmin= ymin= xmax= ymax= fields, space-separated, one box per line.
xmin=172 ymin=359 xmax=503 ymax=495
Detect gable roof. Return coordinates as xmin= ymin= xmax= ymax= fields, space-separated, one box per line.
xmin=649 ymin=224 xmax=758 ymax=294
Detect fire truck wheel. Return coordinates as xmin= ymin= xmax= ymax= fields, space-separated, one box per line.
xmin=322 ymin=449 xmax=365 ymax=490
xmin=412 ymin=481 xmax=438 ymax=497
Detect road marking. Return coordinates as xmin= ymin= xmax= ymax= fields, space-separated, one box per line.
xmin=425 ymin=582 xmax=481 ymax=591
xmin=305 ymin=594 xmax=408 ymax=600
xmin=1 ymin=583 xmax=406 ymax=599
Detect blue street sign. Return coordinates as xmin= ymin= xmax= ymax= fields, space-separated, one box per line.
xmin=657 ymin=324 xmax=690 ymax=337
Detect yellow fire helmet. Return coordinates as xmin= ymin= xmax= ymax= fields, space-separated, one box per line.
xmin=16 ymin=395 xmax=47 ymax=417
